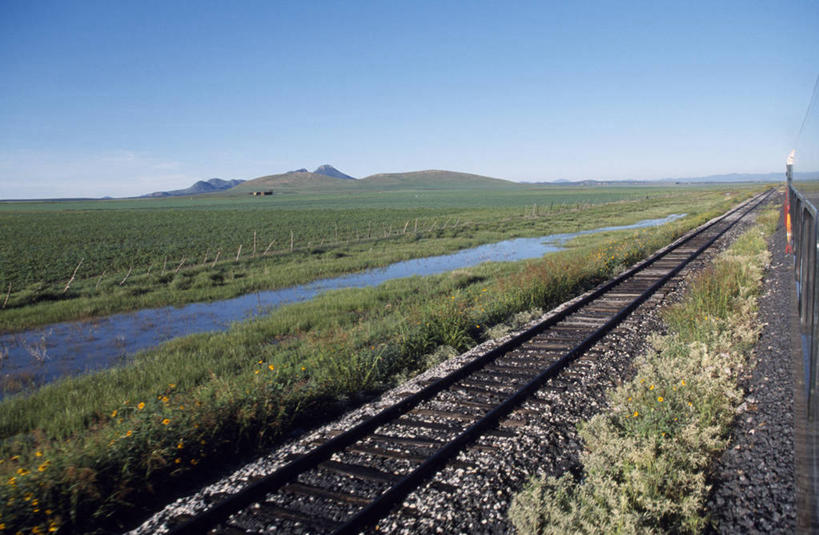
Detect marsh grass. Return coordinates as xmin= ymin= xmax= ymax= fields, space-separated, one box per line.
xmin=508 ymin=208 xmax=777 ymax=534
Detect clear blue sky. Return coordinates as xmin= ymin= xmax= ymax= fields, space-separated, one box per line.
xmin=1 ymin=0 xmax=818 ymax=198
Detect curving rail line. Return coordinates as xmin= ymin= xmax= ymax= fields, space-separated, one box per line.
xmin=168 ymin=189 xmax=772 ymax=535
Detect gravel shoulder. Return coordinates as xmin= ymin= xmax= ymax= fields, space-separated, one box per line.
xmin=705 ymin=203 xmax=797 ymax=533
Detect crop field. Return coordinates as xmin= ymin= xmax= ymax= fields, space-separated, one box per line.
xmin=0 ymin=184 xmax=686 ymax=286
xmin=0 ymin=183 xmax=766 ymax=533
xmin=0 ymin=184 xmax=754 ymax=331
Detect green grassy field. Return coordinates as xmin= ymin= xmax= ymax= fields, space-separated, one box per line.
xmin=0 ymin=184 xmax=755 ymax=331
xmin=0 ymin=182 xmax=765 ymax=533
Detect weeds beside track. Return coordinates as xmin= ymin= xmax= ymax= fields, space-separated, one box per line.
xmin=509 ymin=207 xmax=778 ymax=534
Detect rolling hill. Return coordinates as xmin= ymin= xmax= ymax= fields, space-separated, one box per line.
xmin=233 ymin=170 xmax=357 ymax=193
xmin=357 ymin=170 xmax=518 ymax=190
xmin=233 ymin=167 xmax=520 ymax=195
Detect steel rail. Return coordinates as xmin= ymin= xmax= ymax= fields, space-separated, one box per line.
xmin=168 ymin=189 xmax=771 ymax=535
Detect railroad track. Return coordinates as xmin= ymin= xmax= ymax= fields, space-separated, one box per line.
xmin=169 ymin=190 xmax=772 ymax=535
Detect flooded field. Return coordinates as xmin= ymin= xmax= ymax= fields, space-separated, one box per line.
xmin=0 ymin=214 xmax=683 ymax=391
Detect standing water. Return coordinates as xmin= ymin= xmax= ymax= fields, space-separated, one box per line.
xmin=0 ymin=214 xmax=684 ymax=391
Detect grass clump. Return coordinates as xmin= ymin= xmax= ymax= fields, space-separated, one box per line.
xmin=509 ymin=208 xmax=777 ymax=534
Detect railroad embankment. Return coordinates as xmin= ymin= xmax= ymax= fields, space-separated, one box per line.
xmin=509 ymin=203 xmax=791 ymax=533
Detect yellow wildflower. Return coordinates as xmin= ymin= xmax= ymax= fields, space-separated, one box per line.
xmin=268 ymin=364 xmax=275 ymax=371
xmin=125 ymin=430 xmax=133 ymax=437
xmin=34 ymin=451 xmax=43 ymax=457
xmin=137 ymin=402 xmax=145 ymax=410
xmin=657 ymin=396 xmax=664 ymax=402
xmin=633 ymin=411 xmax=639 ymax=417
xmin=111 ymin=410 xmax=118 ymax=418
xmin=649 ymin=385 xmax=655 ymax=390
xmin=162 ymin=418 xmax=171 ymax=426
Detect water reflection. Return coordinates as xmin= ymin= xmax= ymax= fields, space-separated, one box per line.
xmin=0 ymin=213 xmax=684 ymax=391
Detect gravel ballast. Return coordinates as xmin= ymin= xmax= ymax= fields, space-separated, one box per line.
xmin=705 ymin=207 xmax=796 ymax=533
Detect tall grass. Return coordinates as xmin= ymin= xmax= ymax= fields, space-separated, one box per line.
xmin=0 ymin=212 xmax=713 ymax=534
xmin=508 ymin=208 xmax=777 ymax=534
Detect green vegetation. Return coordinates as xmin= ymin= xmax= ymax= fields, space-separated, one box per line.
xmin=508 ymin=207 xmax=778 ymax=534
xmin=0 ymin=185 xmax=755 ymax=331
xmin=0 ymin=183 xmax=762 ymax=533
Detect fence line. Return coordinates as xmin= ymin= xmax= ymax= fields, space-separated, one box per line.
xmin=2 ymin=202 xmax=593 ymax=304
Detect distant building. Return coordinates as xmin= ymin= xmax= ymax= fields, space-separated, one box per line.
xmin=250 ymin=191 xmax=273 ymax=196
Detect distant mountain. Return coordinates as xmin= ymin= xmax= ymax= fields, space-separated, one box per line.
xmin=232 ymin=168 xmax=519 ymax=194
xmin=313 ymin=164 xmax=355 ymax=179
xmin=359 ymin=170 xmax=517 ymax=189
xmin=288 ymin=168 xmax=308 ymax=173
xmin=234 ymin=170 xmax=355 ymax=193
xmin=658 ymin=172 xmax=784 ymax=183
xmin=535 ymin=172 xmax=790 ymax=185
xmin=143 ymin=178 xmax=245 ymax=197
